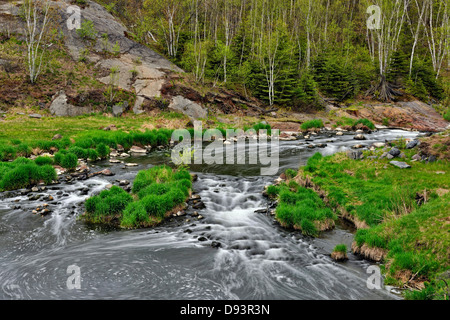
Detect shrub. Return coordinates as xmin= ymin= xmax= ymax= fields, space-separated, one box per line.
xmin=61 ymin=153 xmax=78 ymax=170
xmin=77 ymin=20 xmax=97 ymax=41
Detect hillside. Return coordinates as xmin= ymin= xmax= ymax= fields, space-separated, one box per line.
xmin=0 ymin=0 xmax=448 ymax=132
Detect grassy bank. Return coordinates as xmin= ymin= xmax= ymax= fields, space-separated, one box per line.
xmin=292 ymin=142 xmax=449 ymax=299
xmin=83 ymin=165 xmax=192 ymax=228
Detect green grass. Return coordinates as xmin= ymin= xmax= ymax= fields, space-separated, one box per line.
xmin=354 ymin=118 xmax=375 ymax=130
xmin=273 ymin=184 xmax=337 ymax=236
xmin=83 ymin=166 xmax=192 ymax=228
xmin=334 ymin=244 xmax=347 ymax=253
xmin=84 ymin=186 xmax=134 ymax=223
xmin=297 ymin=150 xmax=449 ymax=299
xmin=0 ymin=158 xmax=57 ymax=191
xmin=301 ymin=119 xmax=324 ymax=130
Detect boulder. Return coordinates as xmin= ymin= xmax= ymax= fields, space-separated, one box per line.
xmin=112 ymin=101 xmax=128 ymax=117
xmin=354 ymin=134 xmax=366 ymax=140
xmin=29 ymin=114 xmax=42 ymax=119
xmin=347 ymin=150 xmax=363 ymax=160
xmin=388 ymin=147 xmax=401 ymax=157
xmin=129 ymin=146 xmax=147 ymax=153
xmin=390 ymin=161 xmax=411 ymax=169
xmin=50 ymin=91 xmax=92 ymax=117
xmin=406 ymin=140 xmax=419 ymax=149
xmin=168 ymin=96 xmax=207 ymax=120
xmin=372 ymin=142 xmax=385 ymax=148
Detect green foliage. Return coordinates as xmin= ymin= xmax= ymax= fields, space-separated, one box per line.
xmin=275 ymin=185 xmax=336 ymax=236
xmin=77 ymin=20 xmax=97 ymax=41
xmin=334 ymin=244 xmax=347 ymax=253
xmin=68 ymin=146 xmax=88 ymax=159
xmin=301 ymin=119 xmax=324 ymax=130
xmin=85 ymin=186 xmax=133 ymax=222
xmin=87 ymin=149 xmax=99 ymax=161
xmin=96 ymin=143 xmax=110 ymax=159
xmin=61 ymin=153 xmax=78 ymax=170
xmin=34 ymin=156 xmax=53 ymax=166
xmin=354 ymin=119 xmax=375 ymax=130
xmin=285 ymin=169 xmax=297 ymax=179
xmin=0 ymin=162 xmax=57 ymax=191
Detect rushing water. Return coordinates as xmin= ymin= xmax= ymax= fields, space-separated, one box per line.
xmin=0 ymin=130 xmax=419 ymax=299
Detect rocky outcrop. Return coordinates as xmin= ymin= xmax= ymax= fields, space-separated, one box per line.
xmin=168 ymin=96 xmax=207 ymax=120
xmin=50 ymin=91 xmax=92 ymax=117
xmin=338 ymin=100 xmax=449 ymax=132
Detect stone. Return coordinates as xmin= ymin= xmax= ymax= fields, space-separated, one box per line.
xmin=119 ymin=180 xmax=130 ymax=186
xmin=29 ymin=113 xmax=42 ymax=119
xmin=101 ymin=169 xmax=115 ymax=176
xmin=390 ymin=161 xmax=411 ymax=169
xmin=354 ymin=134 xmax=366 ymax=140
xmin=406 ymin=140 xmax=419 ymax=149
xmin=50 ymin=91 xmax=92 ymax=117
xmin=168 ymin=96 xmax=207 ymax=120
xmin=336 ymin=131 xmax=344 ymax=136
xmin=352 ymin=144 xmax=365 ymax=149
xmin=387 ymin=154 xmax=394 ymax=160
xmin=347 ymin=150 xmax=363 ymax=160
xmin=428 ymin=155 xmax=437 ymax=163
xmin=112 ymin=101 xmax=128 ymax=117
xmin=125 ymin=163 xmax=138 ymax=167
xmin=412 ymin=154 xmax=421 ymax=161
xmin=372 ymin=142 xmax=385 ymax=148
xmin=388 ymin=147 xmax=401 ymax=157
xmin=52 ymin=134 xmax=63 ymax=140
xmin=211 ymin=241 xmax=222 ymax=249
xmin=129 ymin=146 xmax=147 ymax=153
